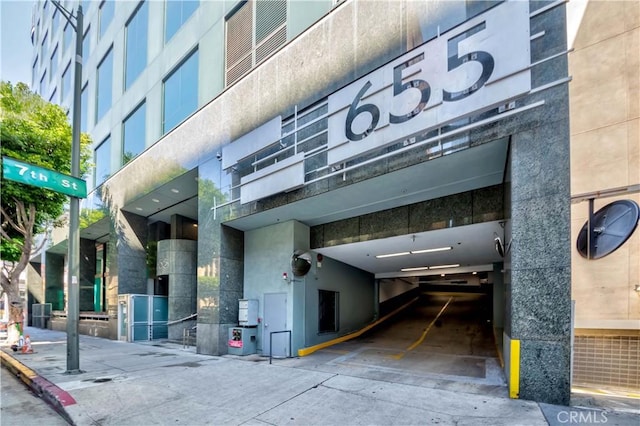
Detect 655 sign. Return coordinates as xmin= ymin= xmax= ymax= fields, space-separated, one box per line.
xmin=2 ymin=156 xmax=87 ymax=199
xmin=327 ymin=0 xmax=531 ymax=165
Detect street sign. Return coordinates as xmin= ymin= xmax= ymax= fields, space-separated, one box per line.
xmin=2 ymin=156 xmax=87 ymax=198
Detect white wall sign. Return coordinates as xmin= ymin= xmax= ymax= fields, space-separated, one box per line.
xmin=327 ymin=0 xmax=531 ymax=165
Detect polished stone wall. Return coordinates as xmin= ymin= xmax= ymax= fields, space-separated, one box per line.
xmin=157 ymin=239 xmax=197 ymax=341
xmin=44 ymin=253 xmax=64 ymax=311
xmin=311 ymin=185 xmax=504 ymax=248
xmin=505 ymin=2 xmax=571 ymax=405
xmin=79 ymin=238 xmax=96 ymax=312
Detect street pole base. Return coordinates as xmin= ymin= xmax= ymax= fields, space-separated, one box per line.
xmin=64 ymin=369 xmax=84 ymax=375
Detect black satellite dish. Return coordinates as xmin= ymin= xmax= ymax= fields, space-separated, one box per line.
xmin=291 ymin=250 xmax=312 ymax=276
xmin=577 ymin=200 xmax=639 ymax=259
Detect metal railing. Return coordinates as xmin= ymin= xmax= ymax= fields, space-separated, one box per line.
xmin=269 ymin=330 xmax=292 ymax=364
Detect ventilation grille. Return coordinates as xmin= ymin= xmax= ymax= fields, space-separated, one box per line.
xmin=573 ymin=335 xmax=640 ymax=391
xmin=226 ymin=1 xmax=253 ymax=85
xmin=256 ymin=25 xmax=286 ymax=64
xmin=256 ymin=0 xmax=286 ymax=43
xmin=225 ymin=0 xmax=287 ymax=86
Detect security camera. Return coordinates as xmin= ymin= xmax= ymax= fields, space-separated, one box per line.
xmin=216 ymin=152 xmax=222 ymax=161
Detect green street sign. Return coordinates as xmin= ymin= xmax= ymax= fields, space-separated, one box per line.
xmin=2 ymin=156 xmax=87 ymax=198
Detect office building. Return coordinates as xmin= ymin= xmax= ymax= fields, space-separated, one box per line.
xmin=24 ymin=0 xmax=638 ymax=403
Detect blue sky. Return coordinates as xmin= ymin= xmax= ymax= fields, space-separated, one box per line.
xmin=1 ymin=0 xmax=34 ymax=88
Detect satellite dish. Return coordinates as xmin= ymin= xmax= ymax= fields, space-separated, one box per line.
xmin=577 ymin=200 xmax=639 ymax=259
xmin=291 ymin=250 xmax=312 ymax=276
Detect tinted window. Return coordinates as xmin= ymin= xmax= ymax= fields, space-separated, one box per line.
xmin=83 ymin=26 xmax=91 ymax=59
xmin=96 ymin=47 xmax=113 ymax=123
xmin=94 ymin=136 xmax=111 ymax=187
xmin=125 ymin=1 xmax=148 ymax=89
xmin=122 ymin=101 xmax=146 ymax=164
xmin=81 ymin=84 xmax=89 ymax=132
xmin=99 ymin=0 xmax=114 ymax=39
xmin=64 ymin=22 xmax=73 ymax=52
xmin=165 ymin=0 xmax=198 ymax=42
xmin=162 ymin=49 xmax=198 ymax=134
xmin=50 ymin=45 xmax=58 ymax=81
xmin=61 ymin=62 xmax=71 ymax=100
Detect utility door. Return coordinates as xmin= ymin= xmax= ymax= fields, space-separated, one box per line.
xmin=263 ymin=293 xmax=287 ymax=357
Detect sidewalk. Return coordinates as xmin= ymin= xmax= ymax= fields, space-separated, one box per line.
xmin=1 ymin=327 xmax=638 ymax=426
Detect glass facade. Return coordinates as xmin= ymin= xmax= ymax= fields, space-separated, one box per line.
xmin=125 ymin=1 xmax=148 ymax=89
xmin=83 ymin=26 xmax=91 ymax=60
xmin=122 ymin=101 xmax=146 ymax=165
xmin=162 ymin=49 xmax=198 ymax=134
xmin=64 ymin=21 xmax=73 ymax=53
xmin=96 ymin=47 xmax=113 ymax=123
xmin=50 ymin=45 xmax=58 ymax=82
xmin=81 ymin=84 xmax=89 ymax=132
xmin=94 ymin=135 xmax=111 ymax=187
xmin=39 ymin=70 xmax=47 ymax=96
xmin=61 ymin=61 xmax=71 ymax=100
xmin=99 ymin=0 xmax=115 ymax=39
xmin=165 ymin=0 xmax=198 ymax=42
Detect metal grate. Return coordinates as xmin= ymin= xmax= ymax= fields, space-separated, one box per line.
xmin=573 ymin=335 xmax=640 ymax=391
xmin=225 ymin=1 xmax=253 ymax=85
xmin=256 ymin=25 xmax=286 ymax=64
xmin=255 ymin=0 xmax=286 ymax=43
xmin=225 ymin=0 xmax=287 ymax=86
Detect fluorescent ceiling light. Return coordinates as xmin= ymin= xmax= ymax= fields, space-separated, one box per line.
xmin=429 ymin=264 xmax=460 ymax=270
xmin=410 ymin=246 xmax=452 ymax=254
xmin=400 ymin=266 xmax=430 ymax=272
xmin=376 ymin=251 xmax=410 ymax=258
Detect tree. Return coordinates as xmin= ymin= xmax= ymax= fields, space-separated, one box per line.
xmin=0 ymin=81 xmax=91 ymax=343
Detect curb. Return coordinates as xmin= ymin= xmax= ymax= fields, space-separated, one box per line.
xmin=0 ymin=349 xmax=76 ymax=425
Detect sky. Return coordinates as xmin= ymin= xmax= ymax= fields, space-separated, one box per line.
xmin=1 ymin=0 xmax=34 ymax=88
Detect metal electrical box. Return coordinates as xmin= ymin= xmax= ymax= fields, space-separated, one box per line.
xmin=228 ymin=327 xmax=257 ymax=355
xmin=238 ymin=299 xmax=258 ymax=326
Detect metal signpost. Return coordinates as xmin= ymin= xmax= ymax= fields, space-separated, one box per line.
xmin=51 ymin=1 xmax=83 ymax=374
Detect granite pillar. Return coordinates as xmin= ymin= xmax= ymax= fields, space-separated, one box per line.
xmin=157 ymin=239 xmax=197 ymax=340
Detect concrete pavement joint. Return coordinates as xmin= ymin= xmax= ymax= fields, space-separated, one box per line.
xmin=248 ymin=373 xmax=339 ymax=423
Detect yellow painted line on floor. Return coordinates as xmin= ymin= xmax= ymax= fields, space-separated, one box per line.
xmin=509 ymin=339 xmax=520 ymax=399
xmin=392 ymin=296 xmax=454 ymax=360
xmin=297 ymin=297 xmax=420 ymax=357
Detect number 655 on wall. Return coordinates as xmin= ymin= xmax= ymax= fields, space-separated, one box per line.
xmin=327 ymin=0 xmax=531 ymax=166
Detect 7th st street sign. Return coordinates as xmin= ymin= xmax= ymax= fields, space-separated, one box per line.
xmin=2 ymin=157 xmax=87 ymax=198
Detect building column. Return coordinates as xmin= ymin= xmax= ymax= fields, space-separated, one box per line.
xmin=196 ymin=159 xmax=244 ymax=355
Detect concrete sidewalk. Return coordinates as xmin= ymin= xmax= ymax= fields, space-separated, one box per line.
xmin=1 ymin=327 xmax=638 ymax=426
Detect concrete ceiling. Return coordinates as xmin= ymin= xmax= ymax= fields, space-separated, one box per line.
xmin=79 ymin=138 xmax=508 ymax=278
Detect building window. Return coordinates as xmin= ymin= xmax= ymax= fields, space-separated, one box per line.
xmin=93 ymin=243 xmax=107 ymax=312
xmin=61 ymin=61 xmax=71 ymax=100
xmin=225 ymin=0 xmax=287 ymax=86
xmin=122 ymin=101 xmax=146 ymax=165
xmin=48 ymin=88 xmax=57 ymax=104
xmin=99 ymin=0 xmax=115 ymax=39
xmin=64 ymin=21 xmax=73 ymax=53
xmin=125 ymin=1 xmax=148 ymax=89
xmin=32 ymin=56 xmax=38 ymax=88
xmin=50 ymin=45 xmax=58 ymax=82
xmin=52 ymin=8 xmax=59 ymax=37
xmin=94 ymin=135 xmax=111 ymax=187
xmin=318 ymin=290 xmax=339 ymax=333
xmin=162 ymin=49 xmax=198 ymax=134
xmin=41 ymin=31 xmax=48 ymax=65
xmin=83 ymin=26 xmax=91 ymax=59
xmin=165 ymin=0 xmax=198 ymax=43
xmin=39 ymin=71 xmax=47 ymax=96
xmin=96 ymin=47 xmax=113 ymax=123
xmin=81 ymin=83 xmax=89 ymax=132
